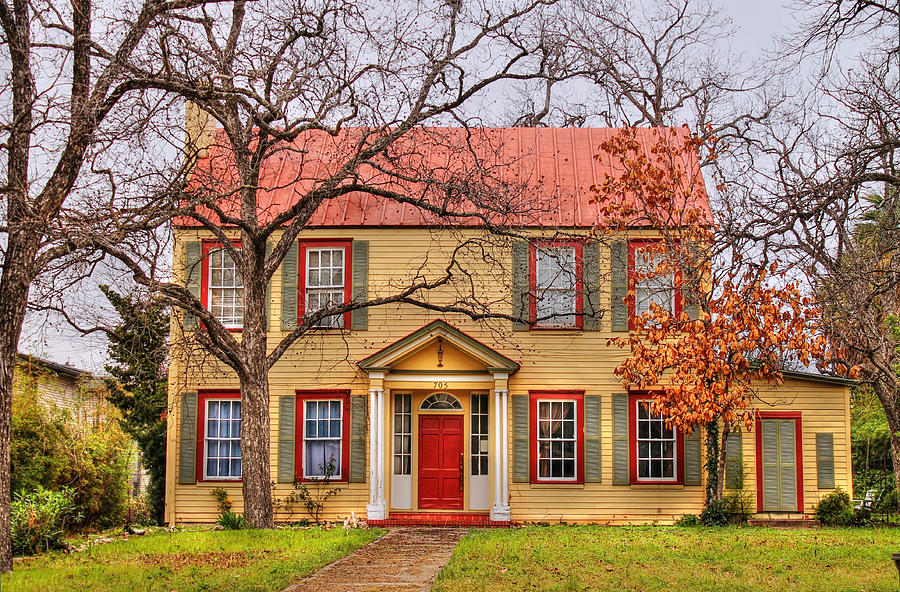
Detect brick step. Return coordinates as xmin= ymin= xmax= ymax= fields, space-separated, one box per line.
xmin=747 ymin=518 xmax=821 ymax=529
xmin=369 ymin=512 xmax=510 ymax=528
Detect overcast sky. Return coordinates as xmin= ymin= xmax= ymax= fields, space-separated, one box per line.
xmin=16 ymin=0 xmax=807 ymax=373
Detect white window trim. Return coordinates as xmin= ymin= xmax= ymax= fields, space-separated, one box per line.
xmin=392 ymin=393 xmax=412 ymax=476
xmin=207 ymin=247 xmax=244 ymax=329
xmin=305 ymin=246 xmax=346 ymax=329
xmin=535 ymin=398 xmax=578 ymax=482
xmin=302 ymin=398 xmax=344 ymax=480
xmin=634 ymin=399 xmax=679 ymax=483
xmin=471 ymin=393 xmax=490 ymax=476
xmin=534 ymin=246 xmax=578 ymax=328
xmin=203 ymin=398 xmax=242 ymax=481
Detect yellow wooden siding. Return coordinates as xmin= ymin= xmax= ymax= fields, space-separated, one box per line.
xmin=166 ymin=228 xmax=852 ymax=524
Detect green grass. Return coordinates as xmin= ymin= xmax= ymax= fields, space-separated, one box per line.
xmin=433 ymin=525 xmax=900 ymax=592
xmin=2 ymin=527 xmax=383 ymax=592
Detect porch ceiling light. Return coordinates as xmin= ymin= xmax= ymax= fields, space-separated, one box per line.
xmin=437 ymin=336 xmax=444 ymax=367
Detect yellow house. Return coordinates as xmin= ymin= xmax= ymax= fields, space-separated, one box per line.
xmin=164 ymin=127 xmax=853 ymax=526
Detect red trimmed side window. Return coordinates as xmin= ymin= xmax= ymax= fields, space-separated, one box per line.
xmin=628 ymin=240 xmax=681 ymax=330
xmin=298 ymin=239 xmax=353 ymax=329
xmin=529 ymin=391 xmax=585 ymax=484
xmin=197 ymin=390 xmax=242 ymax=482
xmin=201 ymin=241 xmax=244 ymax=330
xmin=629 ymin=394 xmax=685 ymax=485
xmin=295 ymin=391 xmax=351 ymax=482
xmin=529 ymin=240 xmax=584 ymax=329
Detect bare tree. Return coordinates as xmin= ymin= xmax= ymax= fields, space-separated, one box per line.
xmin=740 ymin=2 xmax=900 ymax=485
xmin=89 ymin=0 xmax=563 ymax=530
xmin=0 ymin=0 xmax=234 ymax=571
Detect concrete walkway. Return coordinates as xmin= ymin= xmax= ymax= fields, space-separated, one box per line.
xmin=283 ymin=527 xmax=466 ymax=592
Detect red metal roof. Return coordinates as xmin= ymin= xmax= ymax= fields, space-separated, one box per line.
xmin=180 ymin=126 xmax=708 ymax=228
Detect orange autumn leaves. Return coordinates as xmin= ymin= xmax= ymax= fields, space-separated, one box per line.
xmin=591 ymin=127 xmax=854 ymax=433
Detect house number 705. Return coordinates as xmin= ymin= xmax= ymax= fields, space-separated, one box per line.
xmin=433 ymin=381 xmax=449 ymax=389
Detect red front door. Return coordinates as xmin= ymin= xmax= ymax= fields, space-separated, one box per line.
xmin=418 ymin=415 xmax=464 ymax=510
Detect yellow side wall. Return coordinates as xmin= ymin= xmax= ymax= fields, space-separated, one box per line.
xmin=165 ymin=227 xmax=853 ymax=524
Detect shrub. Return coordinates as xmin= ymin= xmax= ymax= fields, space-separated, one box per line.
xmin=12 ymin=381 xmax=134 ymax=530
xmin=875 ymin=489 xmax=900 ymax=516
xmin=11 ymin=486 xmax=79 ymax=555
xmin=278 ymin=457 xmax=342 ymax=524
xmin=815 ymin=489 xmax=855 ymax=526
xmin=123 ymin=495 xmax=155 ymax=527
xmin=216 ymin=511 xmax=246 ymax=530
xmin=700 ymin=500 xmax=730 ymax=526
xmin=722 ymin=490 xmax=754 ymax=524
xmin=675 ymin=514 xmax=700 ymax=526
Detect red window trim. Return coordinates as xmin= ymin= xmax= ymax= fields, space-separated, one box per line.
xmin=196 ymin=390 xmax=242 ymax=483
xmin=627 ymin=239 xmax=682 ymax=331
xmin=628 ymin=392 xmax=685 ymax=485
xmin=755 ymin=411 xmax=804 ymax=513
xmin=528 ymin=390 xmax=585 ymax=484
xmin=200 ymin=240 xmax=243 ymax=332
xmin=295 ymin=390 xmax=351 ymax=483
xmin=297 ymin=239 xmax=353 ymax=329
xmin=528 ymin=239 xmax=584 ymax=330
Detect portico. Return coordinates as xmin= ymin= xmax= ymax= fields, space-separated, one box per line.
xmin=358 ymin=320 xmax=518 ymax=523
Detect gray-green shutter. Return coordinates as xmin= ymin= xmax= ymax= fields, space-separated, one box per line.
xmin=184 ymin=242 xmax=202 ymax=330
xmin=281 ymin=241 xmax=299 ymax=331
xmin=351 ymin=241 xmax=369 ymax=330
xmin=816 ymin=433 xmax=835 ymax=490
xmin=612 ymin=393 xmax=629 ymax=485
xmin=265 ymin=242 xmax=273 ymax=331
xmin=349 ymin=396 xmax=367 ymax=482
xmin=512 ymin=395 xmax=529 ymax=482
xmin=684 ymin=426 xmax=703 ymax=486
xmin=178 ymin=391 xmax=198 ymax=484
xmin=277 ymin=396 xmax=296 ymax=483
xmin=582 ymin=242 xmax=602 ymax=331
xmin=779 ymin=420 xmax=798 ymax=511
xmin=761 ymin=419 xmax=780 ymax=510
xmin=610 ymin=241 xmax=628 ymax=332
xmin=584 ymin=395 xmax=601 ymax=482
xmin=511 ymin=241 xmax=530 ymax=331
xmin=724 ymin=432 xmax=743 ymax=489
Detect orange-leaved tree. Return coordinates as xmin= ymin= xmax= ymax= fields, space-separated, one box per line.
xmin=591 ymin=127 xmax=852 ymax=504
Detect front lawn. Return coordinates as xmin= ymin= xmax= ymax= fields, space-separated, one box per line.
xmin=434 ymin=525 xmax=900 ymax=592
xmin=2 ymin=527 xmax=383 ymax=592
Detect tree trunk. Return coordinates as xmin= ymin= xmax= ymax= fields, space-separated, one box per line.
xmin=716 ymin=421 xmax=731 ymax=501
xmin=704 ymin=418 xmax=720 ymax=506
xmin=238 ymin=242 xmax=274 ymax=529
xmin=872 ymin=381 xmax=900 ymax=491
xmin=0 ymin=256 xmax=34 ymax=572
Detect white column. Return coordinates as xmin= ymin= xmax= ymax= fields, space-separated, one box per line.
xmin=491 ymin=388 xmax=511 ymax=521
xmin=366 ymin=388 xmax=387 ymax=520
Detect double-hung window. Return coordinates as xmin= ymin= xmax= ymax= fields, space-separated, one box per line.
xmin=302 ymin=399 xmax=344 ymax=479
xmin=200 ymin=393 xmax=242 ymax=481
xmin=295 ymin=392 xmax=350 ymax=481
xmin=627 ymin=394 xmax=684 ymax=484
xmin=204 ymin=244 xmax=244 ymax=329
xmin=299 ymin=241 xmax=351 ymax=328
xmin=531 ymin=241 xmax=583 ymax=329
xmin=635 ymin=400 xmax=677 ymax=482
xmin=529 ymin=392 xmax=585 ymax=483
xmin=393 ymin=394 xmax=412 ymax=476
xmin=630 ymin=241 xmax=678 ymax=325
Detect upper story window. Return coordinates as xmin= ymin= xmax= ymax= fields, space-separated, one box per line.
xmin=629 ymin=241 xmax=680 ymax=326
xmin=201 ymin=243 xmax=244 ymax=329
xmin=299 ymin=240 xmax=352 ymax=329
xmin=531 ymin=241 xmax=583 ymax=329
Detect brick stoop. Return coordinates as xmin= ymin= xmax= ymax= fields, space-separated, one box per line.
xmin=368 ymin=512 xmax=510 ymax=527
xmin=747 ymin=518 xmax=822 ymax=529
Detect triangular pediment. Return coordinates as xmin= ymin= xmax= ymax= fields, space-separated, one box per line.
xmin=358 ymin=320 xmax=519 ymax=374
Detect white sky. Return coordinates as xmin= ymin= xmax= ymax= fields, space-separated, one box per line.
xmin=13 ymin=1 xmax=820 ymax=373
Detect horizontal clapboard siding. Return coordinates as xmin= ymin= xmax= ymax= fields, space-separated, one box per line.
xmin=168 ymin=228 xmax=852 ymax=523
